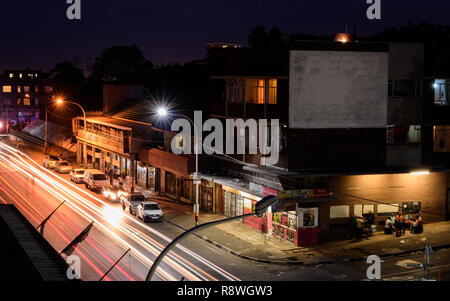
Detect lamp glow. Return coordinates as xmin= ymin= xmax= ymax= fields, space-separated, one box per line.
xmin=410 ymin=170 xmax=430 ymax=175
xmin=157 ymin=107 xmax=168 ymax=117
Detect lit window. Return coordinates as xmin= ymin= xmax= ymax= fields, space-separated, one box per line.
xmin=268 ymin=79 xmax=277 ymax=104
xmin=433 ymin=79 xmax=449 ymax=105
xmin=24 ymin=98 xmax=31 ymax=106
xmin=19 ymin=73 xmax=23 ymax=78
xmin=246 ymin=79 xmax=265 ymax=104
xmin=45 ymin=86 xmax=53 ymax=93
xmin=17 ymin=86 xmax=21 ymax=93
xmin=17 ymin=99 xmax=21 ymax=105
xmin=28 ymin=74 xmax=34 ymax=79
xmin=245 ymin=79 xmax=277 ymax=104
xmin=2 ymin=86 xmax=12 ymax=93
xmin=9 ymin=73 xmax=14 ymax=78
xmin=34 ymin=86 xmax=39 ymax=93
xmin=24 ymin=86 xmax=30 ymax=93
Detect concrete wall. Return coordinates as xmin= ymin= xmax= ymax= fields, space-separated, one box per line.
xmin=289 ymin=50 xmax=388 ymax=129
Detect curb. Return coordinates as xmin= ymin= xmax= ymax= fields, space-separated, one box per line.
xmin=164 ymin=216 xmax=450 ymax=266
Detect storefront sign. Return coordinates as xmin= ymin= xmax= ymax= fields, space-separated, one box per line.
xmin=313 ymin=188 xmax=331 ymax=198
xmin=263 ymin=187 xmax=278 ymax=197
xmin=298 ymin=208 xmax=318 ymax=228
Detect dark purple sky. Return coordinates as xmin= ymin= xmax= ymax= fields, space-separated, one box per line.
xmin=0 ymin=0 xmax=448 ymax=72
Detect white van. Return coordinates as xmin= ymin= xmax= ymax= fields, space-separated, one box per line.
xmin=83 ymin=169 xmax=108 ymax=191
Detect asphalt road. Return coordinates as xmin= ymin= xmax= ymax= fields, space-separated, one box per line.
xmin=1 ymin=139 xmax=448 ymax=282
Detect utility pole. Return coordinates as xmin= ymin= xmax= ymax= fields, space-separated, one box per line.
xmin=353 ymin=0 xmax=357 ymax=39
xmin=44 ymin=104 xmax=48 ymax=154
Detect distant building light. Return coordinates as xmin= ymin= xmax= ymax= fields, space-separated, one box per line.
xmin=334 ymin=33 xmax=353 ymax=44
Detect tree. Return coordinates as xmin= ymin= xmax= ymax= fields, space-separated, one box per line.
xmin=369 ymin=22 xmax=450 ymax=43
xmin=89 ymin=45 xmax=153 ymax=84
xmin=249 ymin=27 xmax=286 ymax=48
xmin=249 ymin=26 xmax=268 ymax=48
xmin=51 ymin=61 xmax=85 ymax=85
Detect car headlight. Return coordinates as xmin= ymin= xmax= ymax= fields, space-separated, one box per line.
xmin=111 ymin=193 xmax=117 ymax=200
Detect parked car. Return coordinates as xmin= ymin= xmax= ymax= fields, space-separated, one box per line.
xmin=70 ymin=168 xmax=86 ymax=183
xmin=43 ymin=155 xmax=60 ymax=169
xmin=54 ymin=161 xmax=72 ymax=174
xmin=83 ymin=169 xmax=108 ymax=191
xmin=103 ymin=185 xmax=121 ymax=202
xmin=120 ymin=192 xmax=146 ymax=215
xmin=118 ymin=180 xmax=132 ymax=197
xmin=136 ymin=201 xmax=163 ymax=222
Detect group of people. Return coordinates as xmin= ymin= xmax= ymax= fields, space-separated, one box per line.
xmin=384 ymin=213 xmax=423 ymax=236
xmin=352 ymin=213 xmax=376 ymax=240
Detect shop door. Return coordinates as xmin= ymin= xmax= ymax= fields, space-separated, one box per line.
xmin=201 ymin=184 xmax=213 ymax=212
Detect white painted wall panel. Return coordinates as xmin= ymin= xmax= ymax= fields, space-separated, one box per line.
xmin=289 ymin=50 xmax=388 ymax=129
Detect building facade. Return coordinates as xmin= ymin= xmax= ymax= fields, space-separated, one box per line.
xmin=0 ymin=69 xmax=53 ymax=131
xmin=201 ymin=40 xmax=450 ymax=246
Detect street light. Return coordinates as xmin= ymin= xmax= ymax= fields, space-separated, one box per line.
xmin=156 ymin=107 xmax=200 ymax=227
xmin=145 ymin=195 xmax=279 ymax=281
xmin=56 ymin=98 xmax=87 ymax=166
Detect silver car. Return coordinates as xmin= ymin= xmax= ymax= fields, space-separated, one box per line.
xmin=54 ymin=161 xmax=72 ymax=174
xmin=137 ymin=201 xmax=163 ymax=222
xmin=43 ymin=155 xmax=60 ymax=169
xmin=70 ymin=169 xmax=85 ymax=183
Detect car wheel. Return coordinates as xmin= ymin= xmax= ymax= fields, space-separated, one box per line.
xmin=129 ymin=206 xmax=132 ymax=214
xmin=122 ymin=203 xmax=125 ymax=210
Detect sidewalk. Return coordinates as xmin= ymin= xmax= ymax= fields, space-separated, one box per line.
xmin=140 ymin=189 xmax=450 ymax=265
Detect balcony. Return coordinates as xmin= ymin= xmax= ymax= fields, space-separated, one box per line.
xmin=77 ymin=129 xmax=127 ymax=154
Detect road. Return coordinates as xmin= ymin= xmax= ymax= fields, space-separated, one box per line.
xmin=2 ymin=139 xmax=448 ymax=281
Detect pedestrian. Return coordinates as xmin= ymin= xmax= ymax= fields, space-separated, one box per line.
xmin=411 ymin=215 xmax=423 ymax=234
xmin=384 ymin=217 xmax=394 ymax=234
xmin=394 ymin=213 xmax=404 ymax=236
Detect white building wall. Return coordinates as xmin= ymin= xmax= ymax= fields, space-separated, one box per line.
xmin=289 ymin=50 xmax=389 ymax=129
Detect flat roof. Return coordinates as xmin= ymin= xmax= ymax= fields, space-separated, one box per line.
xmin=0 ymin=205 xmax=71 ymax=281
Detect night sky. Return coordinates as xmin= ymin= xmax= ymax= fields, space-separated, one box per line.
xmin=0 ymin=0 xmax=448 ymax=72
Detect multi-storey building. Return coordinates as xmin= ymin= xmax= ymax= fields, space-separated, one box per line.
xmin=0 ymin=69 xmax=53 ymax=130
xmin=200 ymin=40 xmax=450 ymax=245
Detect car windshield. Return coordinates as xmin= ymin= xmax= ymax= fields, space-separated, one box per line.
xmin=75 ymin=170 xmax=84 ymax=174
xmin=59 ymin=162 xmax=69 ymax=166
xmin=144 ymin=204 xmax=160 ymax=210
xmin=50 ymin=156 xmax=59 ymax=160
xmin=93 ymin=174 xmax=107 ymax=180
xmin=131 ymin=195 xmax=145 ymax=202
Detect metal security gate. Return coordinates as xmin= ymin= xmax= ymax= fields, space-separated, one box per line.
xmin=224 ymin=191 xmax=244 ymax=217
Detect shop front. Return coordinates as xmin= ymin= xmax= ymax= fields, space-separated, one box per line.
xmin=138 ymin=147 xmax=197 ymax=202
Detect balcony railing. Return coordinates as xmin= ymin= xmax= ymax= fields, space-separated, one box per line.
xmin=77 ymin=128 xmax=126 ymax=154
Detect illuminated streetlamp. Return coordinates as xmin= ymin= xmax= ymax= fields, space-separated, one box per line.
xmin=56 ymin=98 xmax=87 ymax=166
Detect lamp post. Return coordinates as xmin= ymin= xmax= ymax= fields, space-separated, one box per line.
xmin=145 ymin=195 xmax=279 ymax=281
xmin=44 ymin=103 xmax=48 ymax=154
xmin=56 ymin=98 xmax=87 ymax=166
xmin=157 ymin=107 xmax=200 ymax=227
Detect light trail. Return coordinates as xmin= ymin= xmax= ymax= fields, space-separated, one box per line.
xmin=0 ymin=141 xmax=240 ymax=281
